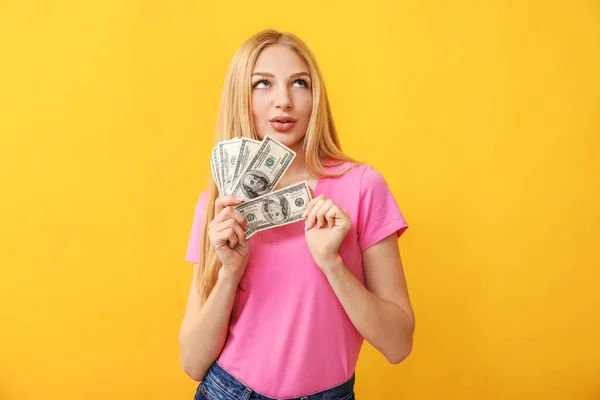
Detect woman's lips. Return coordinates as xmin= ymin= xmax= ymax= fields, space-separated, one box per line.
xmin=270 ymin=120 xmax=296 ymax=132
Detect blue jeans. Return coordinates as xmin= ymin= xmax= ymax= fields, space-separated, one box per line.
xmin=194 ymin=361 xmax=356 ymax=400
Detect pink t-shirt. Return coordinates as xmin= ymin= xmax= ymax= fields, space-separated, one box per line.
xmin=185 ymin=162 xmax=408 ymax=398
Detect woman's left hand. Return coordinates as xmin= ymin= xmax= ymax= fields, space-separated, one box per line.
xmin=304 ymin=194 xmax=351 ymax=270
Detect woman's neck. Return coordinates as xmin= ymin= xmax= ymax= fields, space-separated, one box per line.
xmin=287 ymin=144 xmax=307 ymax=177
xmin=274 ymin=144 xmax=317 ymax=190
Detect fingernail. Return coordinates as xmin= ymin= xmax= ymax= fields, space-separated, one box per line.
xmin=235 ymin=196 xmax=244 ymax=201
xmin=304 ymin=222 xmax=309 ymax=231
xmin=301 ymin=210 xmax=307 ymax=218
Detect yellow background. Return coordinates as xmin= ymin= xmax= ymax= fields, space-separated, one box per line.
xmin=1 ymin=1 xmax=598 ymax=399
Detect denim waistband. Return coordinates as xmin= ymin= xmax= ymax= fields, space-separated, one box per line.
xmin=197 ymin=361 xmax=355 ymax=400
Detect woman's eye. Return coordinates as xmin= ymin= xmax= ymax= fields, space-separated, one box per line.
xmin=293 ymin=79 xmax=309 ymax=88
xmin=253 ymin=79 xmax=309 ymax=89
xmin=253 ymin=80 xmax=270 ymax=88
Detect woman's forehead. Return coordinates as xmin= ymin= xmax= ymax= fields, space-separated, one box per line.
xmin=253 ymin=45 xmax=309 ymax=75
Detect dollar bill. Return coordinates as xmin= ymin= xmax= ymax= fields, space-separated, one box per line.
xmin=218 ymin=138 xmax=242 ymax=194
xmin=229 ymin=135 xmax=296 ymax=201
xmin=234 ymin=181 xmax=312 ymax=238
xmin=230 ymin=137 xmax=261 ymax=192
xmin=211 ymin=146 xmax=223 ymax=195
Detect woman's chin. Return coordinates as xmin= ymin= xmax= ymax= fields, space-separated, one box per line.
xmin=259 ymin=131 xmax=305 ymax=150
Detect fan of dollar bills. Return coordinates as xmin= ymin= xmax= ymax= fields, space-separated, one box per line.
xmin=210 ymin=135 xmax=313 ymax=238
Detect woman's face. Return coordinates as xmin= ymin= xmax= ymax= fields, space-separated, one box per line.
xmin=251 ymin=44 xmax=313 ymax=152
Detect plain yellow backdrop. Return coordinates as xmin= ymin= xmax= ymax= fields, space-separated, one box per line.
xmin=1 ymin=1 xmax=598 ymax=399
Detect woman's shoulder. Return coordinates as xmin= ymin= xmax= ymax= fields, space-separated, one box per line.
xmin=318 ymin=162 xmax=394 ymax=204
xmin=321 ymin=161 xmax=387 ymax=186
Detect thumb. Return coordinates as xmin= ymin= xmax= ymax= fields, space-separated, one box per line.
xmin=240 ymin=236 xmax=251 ymax=251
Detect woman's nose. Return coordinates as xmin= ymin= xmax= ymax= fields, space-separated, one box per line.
xmin=274 ymin=87 xmax=293 ymax=110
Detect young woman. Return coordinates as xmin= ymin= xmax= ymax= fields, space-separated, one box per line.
xmin=179 ymin=29 xmax=415 ymax=400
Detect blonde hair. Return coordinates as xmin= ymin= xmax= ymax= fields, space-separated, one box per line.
xmin=197 ymin=29 xmax=359 ymax=304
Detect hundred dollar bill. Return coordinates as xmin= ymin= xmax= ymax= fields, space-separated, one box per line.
xmin=234 ymin=181 xmax=312 ymax=238
xmin=230 ymin=135 xmax=296 ymax=201
xmin=218 ymin=138 xmax=242 ymax=194
xmin=230 ymin=137 xmax=261 ymax=192
xmin=210 ymin=146 xmax=223 ymax=195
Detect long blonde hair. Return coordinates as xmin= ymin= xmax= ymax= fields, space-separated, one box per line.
xmin=197 ymin=29 xmax=359 ymax=304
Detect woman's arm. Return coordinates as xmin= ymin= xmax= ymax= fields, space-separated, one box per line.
xmin=178 ymin=264 xmax=240 ymax=381
xmin=179 ymin=194 xmax=249 ymax=381
xmin=320 ymin=234 xmax=415 ymax=364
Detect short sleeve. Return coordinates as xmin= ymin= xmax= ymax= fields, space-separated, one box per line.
xmin=184 ymin=191 xmax=209 ymax=263
xmin=357 ymin=165 xmax=408 ymax=251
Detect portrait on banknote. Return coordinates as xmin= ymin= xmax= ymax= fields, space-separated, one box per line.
xmin=262 ymin=194 xmax=290 ymax=224
xmin=240 ymin=171 xmax=270 ymax=198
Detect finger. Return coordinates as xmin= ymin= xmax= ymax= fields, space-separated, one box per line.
xmin=306 ymin=198 xmax=326 ymax=230
xmin=325 ymin=206 xmax=338 ymax=229
xmin=216 ymin=219 xmax=246 ymax=247
xmin=221 ymin=227 xmax=238 ymax=249
xmin=230 ymin=221 xmax=247 ymax=247
xmin=305 ymin=198 xmax=325 ymax=229
xmin=214 ymin=206 xmax=247 ymax=229
xmin=215 ymin=195 xmax=245 ymax=215
xmin=302 ymin=194 xmax=326 ymax=219
xmin=315 ymin=200 xmax=334 ymax=228
xmin=211 ymin=227 xmax=236 ymax=249
xmin=234 ymin=236 xmax=251 ymax=252
xmin=232 ymin=209 xmax=248 ymax=231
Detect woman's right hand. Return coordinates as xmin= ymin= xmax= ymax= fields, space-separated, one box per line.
xmin=208 ymin=195 xmax=250 ymax=284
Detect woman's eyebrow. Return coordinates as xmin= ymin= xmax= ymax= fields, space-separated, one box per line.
xmin=291 ymin=72 xmax=311 ymax=79
xmin=252 ymin=72 xmax=311 ymax=79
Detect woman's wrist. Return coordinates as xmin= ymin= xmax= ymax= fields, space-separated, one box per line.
xmin=217 ymin=267 xmax=243 ymax=287
xmin=315 ymin=254 xmax=344 ymax=273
